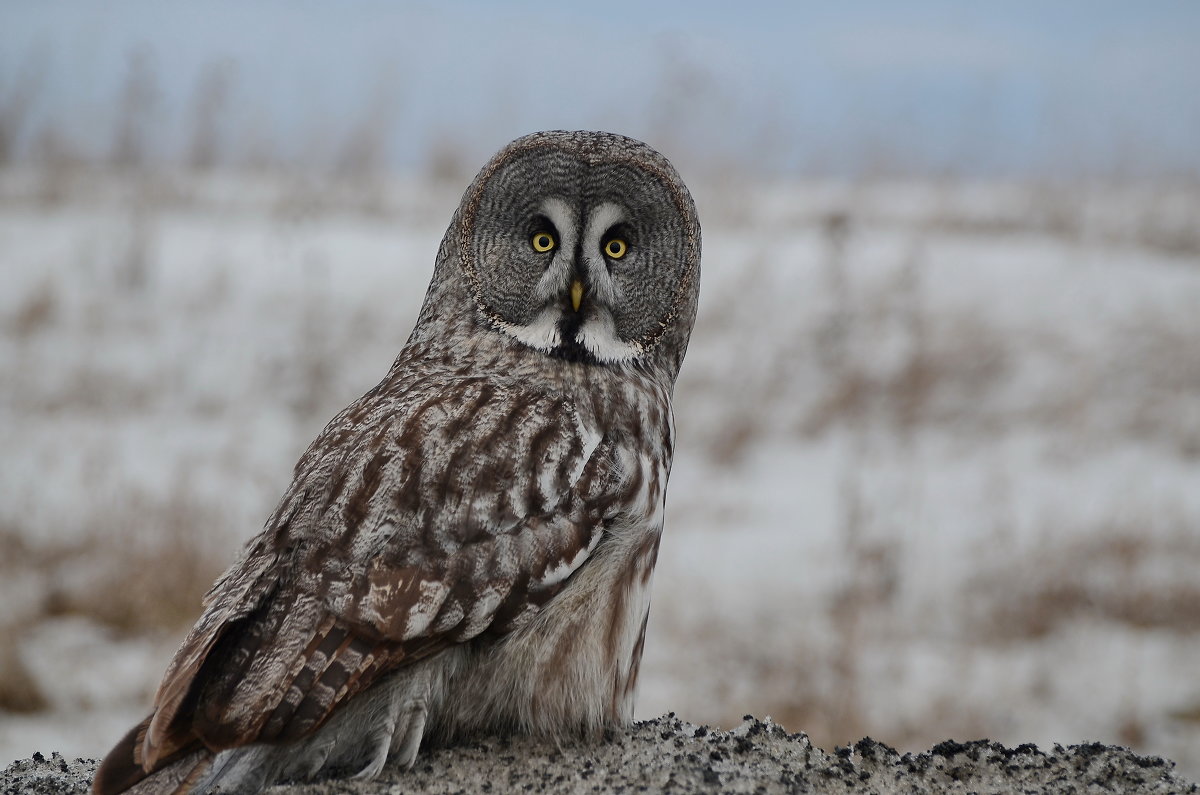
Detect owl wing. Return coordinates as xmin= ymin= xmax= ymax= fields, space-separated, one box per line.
xmin=133 ymin=375 xmax=626 ymax=770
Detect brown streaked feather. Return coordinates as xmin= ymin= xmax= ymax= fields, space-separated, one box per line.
xmin=255 ymin=614 xmax=344 ymax=741
xmin=117 ymin=379 xmax=621 ymax=777
xmin=188 ymin=589 xmax=360 ymax=748
xmin=142 ymin=558 xmax=279 ymax=768
xmin=266 ymin=629 xmax=376 ymax=741
xmin=196 ymin=614 xmax=443 ymax=749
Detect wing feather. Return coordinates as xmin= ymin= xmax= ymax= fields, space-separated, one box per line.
xmin=127 ymin=375 xmax=623 ymax=772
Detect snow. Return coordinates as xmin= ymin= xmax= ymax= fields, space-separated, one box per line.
xmin=1 ymin=169 xmax=1198 ymax=780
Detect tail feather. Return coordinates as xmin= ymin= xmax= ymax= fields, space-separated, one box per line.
xmin=92 ymin=718 xmax=151 ymax=795
xmin=92 ymin=715 xmax=210 ymax=795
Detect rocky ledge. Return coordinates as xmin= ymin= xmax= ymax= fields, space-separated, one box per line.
xmin=3 ymin=715 xmax=1196 ymax=794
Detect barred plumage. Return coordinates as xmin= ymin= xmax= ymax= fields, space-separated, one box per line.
xmin=94 ymin=130 xmax=701 ymax=795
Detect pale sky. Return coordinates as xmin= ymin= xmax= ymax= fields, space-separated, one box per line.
xmin=3 ymin=0 xmax=1198 ymax=176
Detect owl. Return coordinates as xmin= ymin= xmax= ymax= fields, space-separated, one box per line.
xmin=92 ymin=130 xmax=701 ymax=794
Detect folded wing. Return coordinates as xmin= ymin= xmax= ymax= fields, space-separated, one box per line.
xmin=94 ymin=375 xmax=623 ymax=792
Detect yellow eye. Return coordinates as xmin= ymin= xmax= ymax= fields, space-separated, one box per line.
xmin=531 ymin=232 xmax=556 ymax=252
xmin=604 ymin=238 xmax=628 ymax=259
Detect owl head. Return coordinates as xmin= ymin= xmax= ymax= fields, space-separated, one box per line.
xmin=415 ymin=131 xmax=701 ymax=383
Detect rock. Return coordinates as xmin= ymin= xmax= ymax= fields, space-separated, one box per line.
xmin=3 ymin=715 xmax=1196 ymax=794
xmin=2 ymin=752 xmax=94 ymax=795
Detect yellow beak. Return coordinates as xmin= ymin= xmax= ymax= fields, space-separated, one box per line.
xmin=570 ymin=280 xmax=584 ymax=312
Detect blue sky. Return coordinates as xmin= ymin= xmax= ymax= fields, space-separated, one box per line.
xmin=3 ymin=0 xmax=1198 ymax=176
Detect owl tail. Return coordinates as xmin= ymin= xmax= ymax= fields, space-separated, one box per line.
xmin=92 ymin=715 xmax=213 ymax=795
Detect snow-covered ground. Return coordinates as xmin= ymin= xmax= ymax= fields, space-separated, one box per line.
xmin=2 ymin=168 xmax=1198 ymax=780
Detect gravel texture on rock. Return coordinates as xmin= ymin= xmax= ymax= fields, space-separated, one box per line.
xmin=4 ymin=715 xmax=1196 ymax=795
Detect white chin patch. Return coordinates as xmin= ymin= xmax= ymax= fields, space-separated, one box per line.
xmin=577 ymin=313 xmax=643 ymax=363
xmin=500 ymin=308 xmax=643 ymax=363
xmin=498 ymin=307 xmax=561 ymax=353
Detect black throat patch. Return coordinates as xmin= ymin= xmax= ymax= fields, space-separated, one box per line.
xmin=552 ymin=310 xmax=598 ymax=364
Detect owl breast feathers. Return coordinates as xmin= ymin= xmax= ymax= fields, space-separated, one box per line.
xmin=93 ymin=130 xmax=700 ymax=795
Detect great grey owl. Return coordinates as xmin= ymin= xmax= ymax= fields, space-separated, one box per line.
xmin=92 ymin=130 xmax=701 ymax=794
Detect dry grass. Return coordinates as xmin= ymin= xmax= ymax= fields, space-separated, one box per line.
xmin=0 ymin=641 xmax=47 ymax=714
xmin=56 ymin=505 xmax=228 ymax=636
xmin=1111 ymin=306 xmax=1200 ymax=459
xmin=0 ymin=488 xmax=231 ymax=638
xmin=800 ymin=225 xmax=1013 ymax=438
xmin=8 ymin=281 xmax=57 ymax=339
xmin=0 ymin=485 xmax=231 ymax=712
xmin=684 ymin=191 xmax=1198 ymax=465
xmin=968 ymin=523 xmax=1200 ymax=643
xmin=655 ymin=514 xmax=1200 ymax=760
xmin=802 ymin=309 xmax=1011 ymax=436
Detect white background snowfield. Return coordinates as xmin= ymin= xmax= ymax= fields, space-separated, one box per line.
xmin=1 ymin=168 xmax=1198 ymax=781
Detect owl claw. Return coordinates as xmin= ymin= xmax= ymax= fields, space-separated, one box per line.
xmin=351 ymin=736 xmax=390 ymax=781
xmin=390 ymin=701 xmax=429 ymax=770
